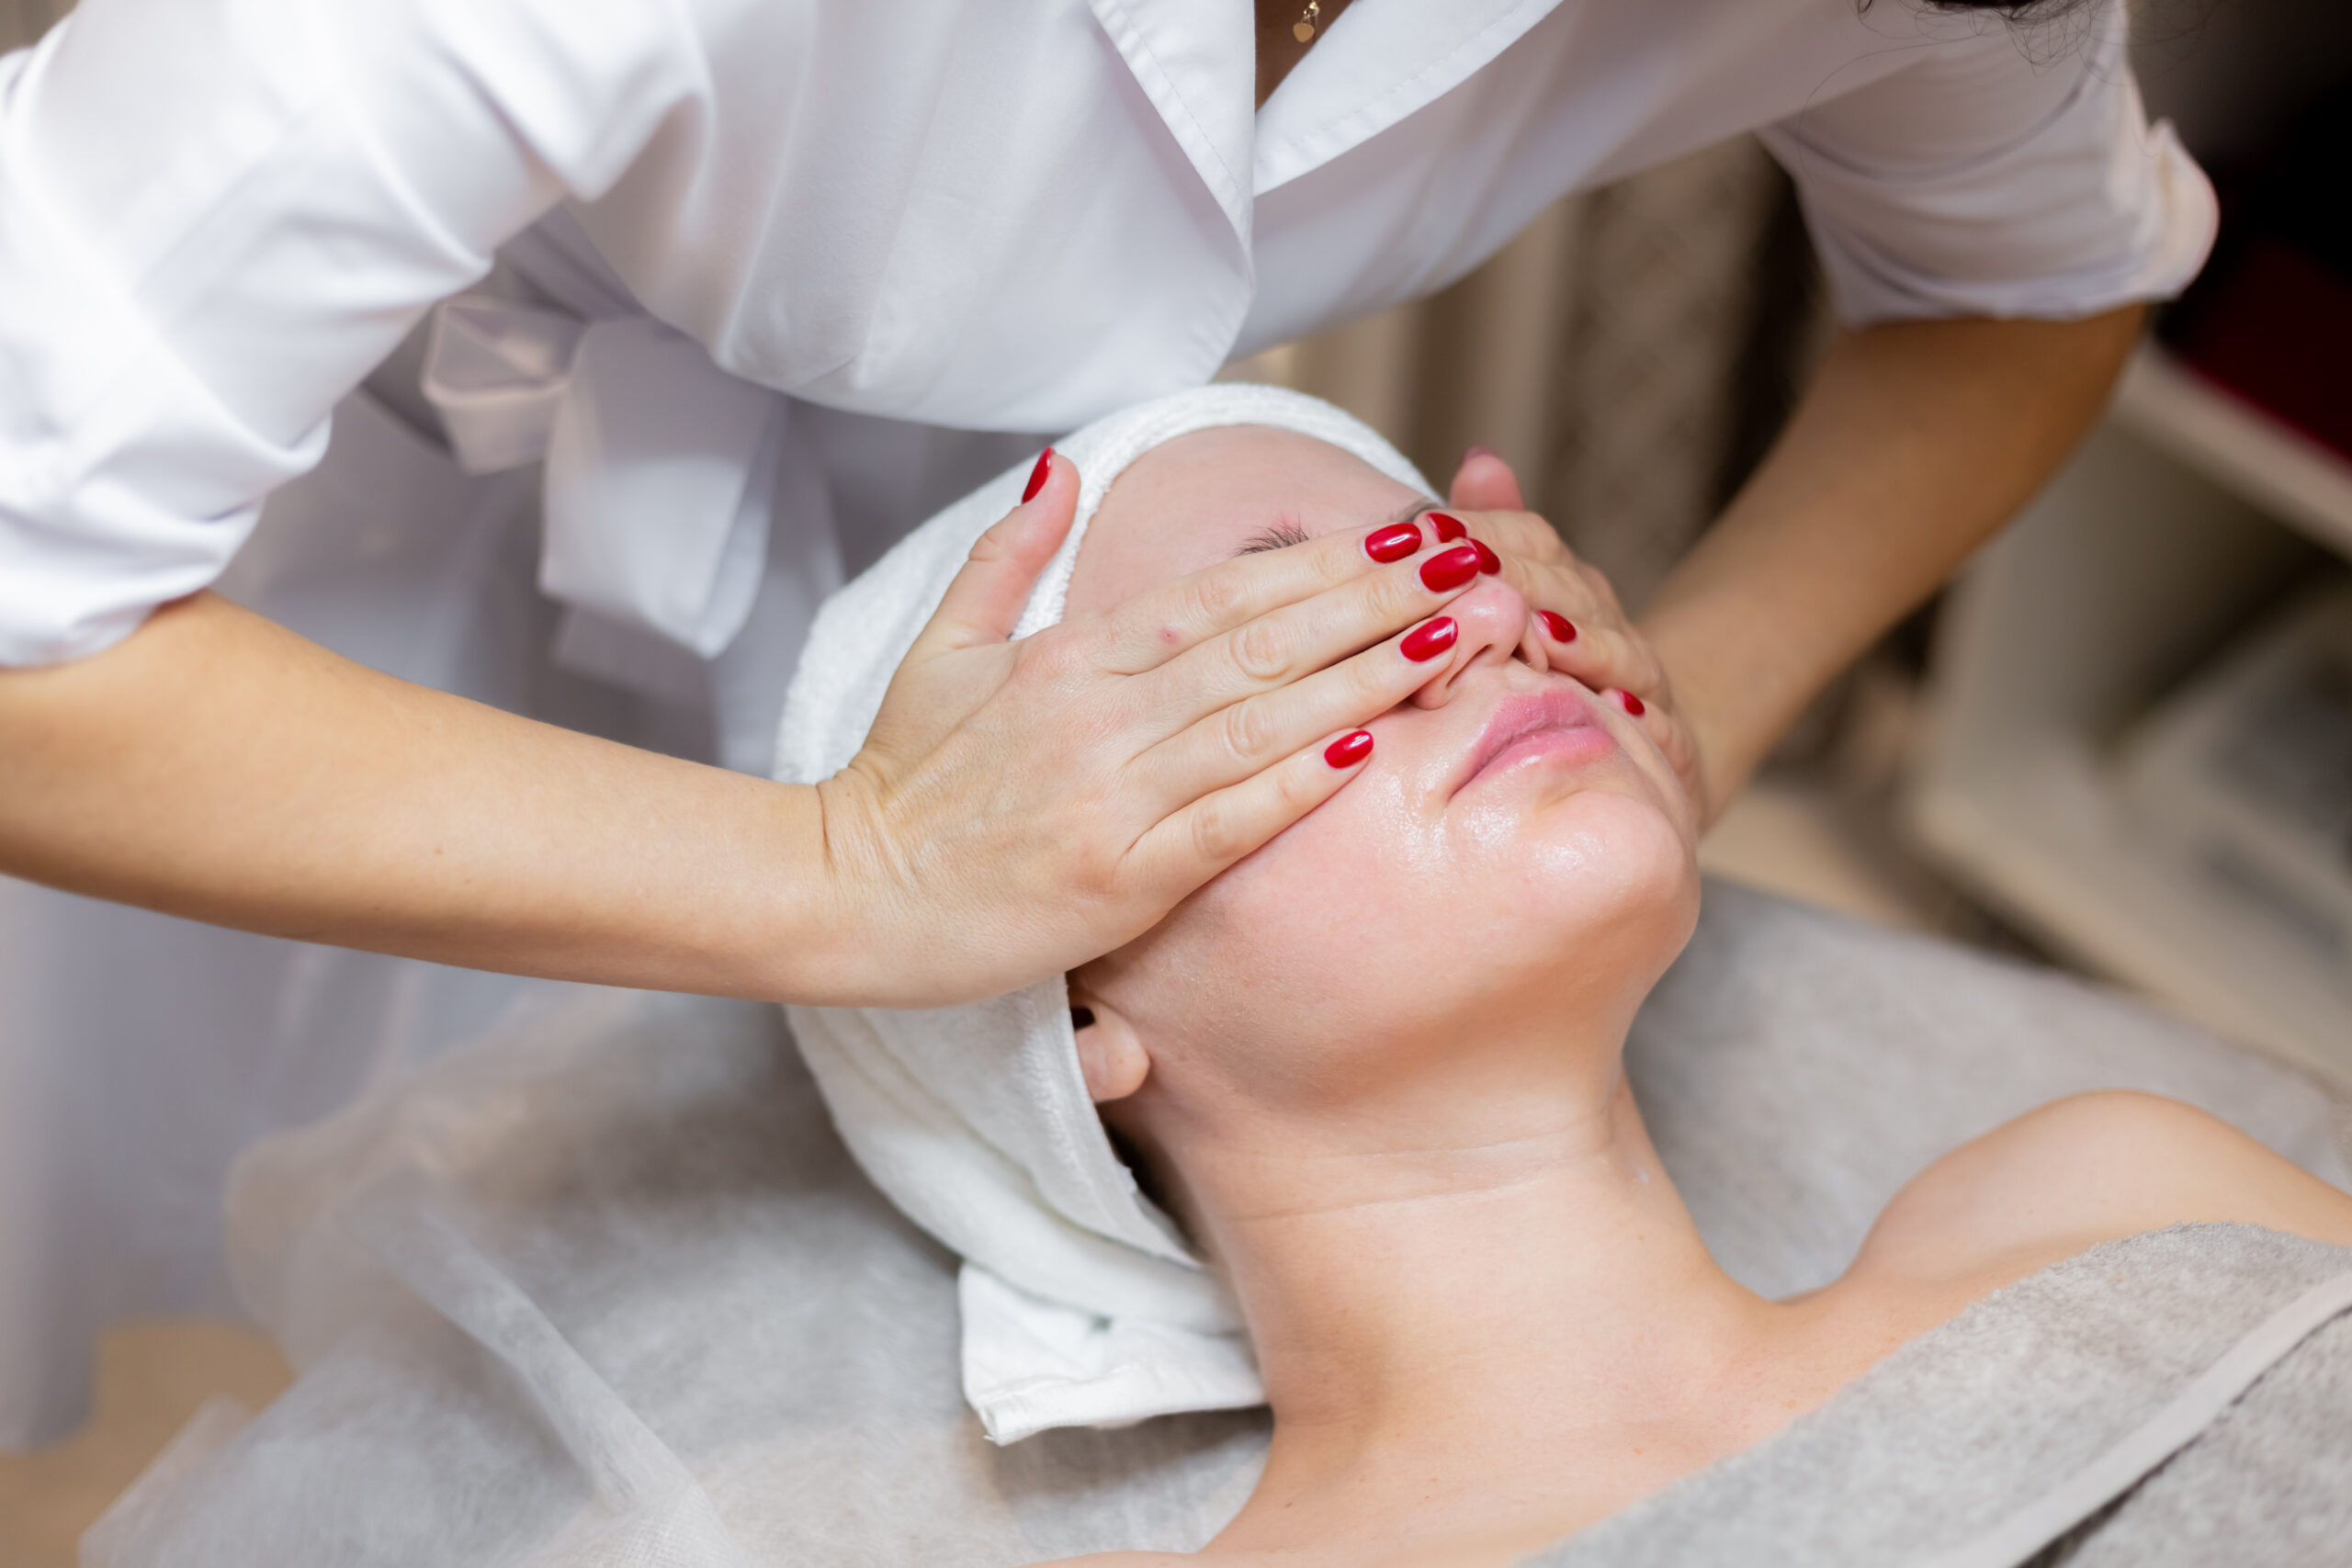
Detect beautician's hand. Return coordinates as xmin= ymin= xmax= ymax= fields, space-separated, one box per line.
xmin=814 ymin=452 xmax=1483 ymax=1007
xmin=1444 ymin=451 xmax=1707 ymax=823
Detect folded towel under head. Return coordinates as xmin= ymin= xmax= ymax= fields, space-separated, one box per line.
xmin=773 ymin=386 xmax=1434 ymax=1442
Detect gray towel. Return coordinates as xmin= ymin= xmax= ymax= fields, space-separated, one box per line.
xmin=1527 ymin=1224 xmax=2352 ymax=1568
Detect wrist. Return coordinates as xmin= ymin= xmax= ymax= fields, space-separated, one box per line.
xmin=753 ymin=776 xmax=870 ymax=1007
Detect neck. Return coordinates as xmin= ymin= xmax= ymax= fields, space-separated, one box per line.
xmin=1182 ymin=1049 xmax=1773 ymax=1562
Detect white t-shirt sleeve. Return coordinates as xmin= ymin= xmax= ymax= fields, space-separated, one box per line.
xmin=0 ymin=0 xmax=704 ymax=665
xmin=1757 ymin=0 xmax=2216 ymax=326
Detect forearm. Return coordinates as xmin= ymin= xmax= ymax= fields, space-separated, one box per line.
xmin=0 ymin=592 xmax=842 ymax=1000
xmin=1641 ymin=305 xmax=2144 ymax=820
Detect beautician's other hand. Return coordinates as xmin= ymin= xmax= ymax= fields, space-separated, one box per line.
xmin=813 ymin=452 xmax=1482 ymax=1008
xmin=1444 ymin=450 xmax=1707 ymax=825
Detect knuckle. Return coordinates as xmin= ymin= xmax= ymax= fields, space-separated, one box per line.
xmin=1525 ymin=515 xmax=1573 ymax=560
xmin=1216 ymin=696 xmax=1281 ymax=763
xmin=1580 ymin=567 xmax=1625 ymax=619
xmin=1068 ymin=840 xmax=1125 ymax=900
xmin=1589 ymin=626 xmax=1630 ymax=672
xmin=1227 ymin=615 xmax=1295 ymax=683
xmin=1185 ymin=563 xmax=1253 ymax=630
xmin=967 ymin=517 xmax=1021 ymax=564
xmin=1358 ymin=645 xmax=1410 ymax=700
xmin=1016 ymin=628 xmax=1086 ymax=686
xmin=1187 ymin=794 xmax=1248 ymax=867
xmin=1372 ymin=564 xmax=1427 ymax=619
xmin=1309 ymin=534 xmax=1361 ymax=585
xmin=1488 ymin=511 xmax=1537 ymax=550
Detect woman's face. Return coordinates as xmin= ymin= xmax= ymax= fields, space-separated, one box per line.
xmin=1068 ymin=426 xmax=1700 ymax=1122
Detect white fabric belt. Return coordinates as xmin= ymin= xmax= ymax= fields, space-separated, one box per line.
xmin=419 ymin=293 xmax=782 ymax=663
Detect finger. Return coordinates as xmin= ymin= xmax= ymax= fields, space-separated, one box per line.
xmin=1447 ymin=447 xmax=1526 ymax=511
xmin=916 ymin=449 xmax=1079 ymax=654
xmin=1129 ymin=611 xmax=1463 ymax=811
xmin=1466 ymin=506 xmax=1577 ymax=570
xmin=1527 ymin=607 xmax=1664 ymax=701
xmin=1131 ymin=540 xmax=1487 ymax=736
xmin=1494 ymin=551 xmax=1615 ymax=637
xmin=1096 ymin=519 xmax=1448 ymax=674
xmin=1128 ymin=726 xmax=1375 ymax=897
xmin=1592 ymin=682 xmax=1685 ymax=779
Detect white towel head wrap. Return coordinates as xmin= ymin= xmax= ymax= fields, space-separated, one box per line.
xmin=774 ymin=386 xmax=1434 ymax=1442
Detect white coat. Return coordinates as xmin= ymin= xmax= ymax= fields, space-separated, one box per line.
xmin=0 ymin=0 xmax=2210 ymax=1445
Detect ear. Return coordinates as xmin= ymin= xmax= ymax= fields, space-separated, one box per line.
xmin=1069 ymin=994 xmax=1150 ymax=1102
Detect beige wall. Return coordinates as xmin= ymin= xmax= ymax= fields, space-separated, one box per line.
xmin=0 ymin=0 xmax=65 ymax=51
xmin=1229 ymin=136 xmax=1821 ymax=613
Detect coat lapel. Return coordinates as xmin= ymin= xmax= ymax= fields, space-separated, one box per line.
xmin=1086 ymin=0 xmax=1258 ymax=250
xmin=1253 ymin=0 xmax=1570 ymax=193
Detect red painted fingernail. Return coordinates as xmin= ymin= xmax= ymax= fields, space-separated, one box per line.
xmin=1472 ymin=539 xmax=1501 ymax=575
xmin=1023 ymin=447 xmax=1055 ymax=503
xmin=1428 ymin=511 xmax=1468 ymax=543
xmin=1538 ymin=610 xmax=1577 ymax=643
xmin=1400 ymin=616 xmax=1458 ymax=662
xmin=1419 ymin=544 xmax=1480 ymax=592
xmin=1324 ymin=729 xmax=1374 ymax=768
xmin=1618 ymin=690 xmax=1646 ymax=717
xmin=1363 ymin=522 xmax=1423 ymax=563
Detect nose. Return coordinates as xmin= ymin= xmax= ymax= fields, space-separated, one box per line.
xmin=1407 ymin=575 xmax=1538 ymax=708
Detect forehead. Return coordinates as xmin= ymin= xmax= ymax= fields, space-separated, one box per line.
xmin=1065 ymin=425 xmax=1429 ymax=615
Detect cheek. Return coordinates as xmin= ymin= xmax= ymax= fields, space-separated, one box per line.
xmin=1173 ymin=769 xmax=1441 ymax=1030
xmin=1132 ymin=762 xmax=1699 ymax=1104
xmin=1205 ymin=780 xmax=1696 ymax=1023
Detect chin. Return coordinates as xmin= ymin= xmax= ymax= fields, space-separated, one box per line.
xmin=1509 ymin=786 xmax=1701 ymax=976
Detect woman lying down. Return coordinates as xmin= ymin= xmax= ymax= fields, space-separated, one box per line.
xmin=775 ymin=388 xmax=2352 ymax=1568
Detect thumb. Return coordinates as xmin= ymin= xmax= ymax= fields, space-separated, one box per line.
xmin=1448 ymin=446 xmax=1525 ymax=511
xmin=922 ymin=449 xmax=1079 ymax=651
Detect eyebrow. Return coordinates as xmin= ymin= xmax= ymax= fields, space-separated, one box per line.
xmin=1230 ymin=498 xmax=1440 ymax=558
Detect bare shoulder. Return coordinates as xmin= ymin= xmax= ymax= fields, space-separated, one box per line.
xmin=1850 ymin=1090 xmax=2352 ymax=1290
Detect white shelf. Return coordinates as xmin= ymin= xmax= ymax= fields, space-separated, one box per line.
xmin=1906 ymin=392 xmax=2352 ymax=1088
xmin=1913 ymin=750 xmax=2352 ymax=1090
xmin=2112 ymin=347 xmax=2352 ymax=563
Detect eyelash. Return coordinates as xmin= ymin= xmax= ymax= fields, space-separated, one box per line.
xmin=1238 ymin=520 xmax=1314 ymax=555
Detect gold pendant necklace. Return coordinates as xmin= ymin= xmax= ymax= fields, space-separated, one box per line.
xmin=1293 ymin=2 xmax=1320 ymax=44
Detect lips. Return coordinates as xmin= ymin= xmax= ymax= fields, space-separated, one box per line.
xmin=1451 ymin=682 xmax=1613 ymax=797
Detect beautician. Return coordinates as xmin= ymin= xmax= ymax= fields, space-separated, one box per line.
xmin=0 ymin=0 xmax=2205 ymax=1431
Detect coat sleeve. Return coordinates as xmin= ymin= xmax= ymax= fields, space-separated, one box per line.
xmin=1756 ymin=0 xmax=2216 ymax=327
xmin=0 ymin=0 xmax=707 ymax=665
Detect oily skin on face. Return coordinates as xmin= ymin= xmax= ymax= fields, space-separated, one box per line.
xmin=1038 ymin=427 xmax=2352 ymax=1568
xmin=1065 ymin=426 xmax=1699 ymax=1131
xmin=1060 ymin=428 xmax=1775 ymax=1565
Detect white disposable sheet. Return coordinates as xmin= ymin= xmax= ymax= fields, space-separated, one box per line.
xmin=83 ymin=882 xmax=2347 ymax=1565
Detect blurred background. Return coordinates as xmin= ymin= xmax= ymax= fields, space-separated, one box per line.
xmin=1224 ymin=0 xmax=2352 ymax=1093
xmin=4 ymin=0 xmax=2350 ymax=1561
